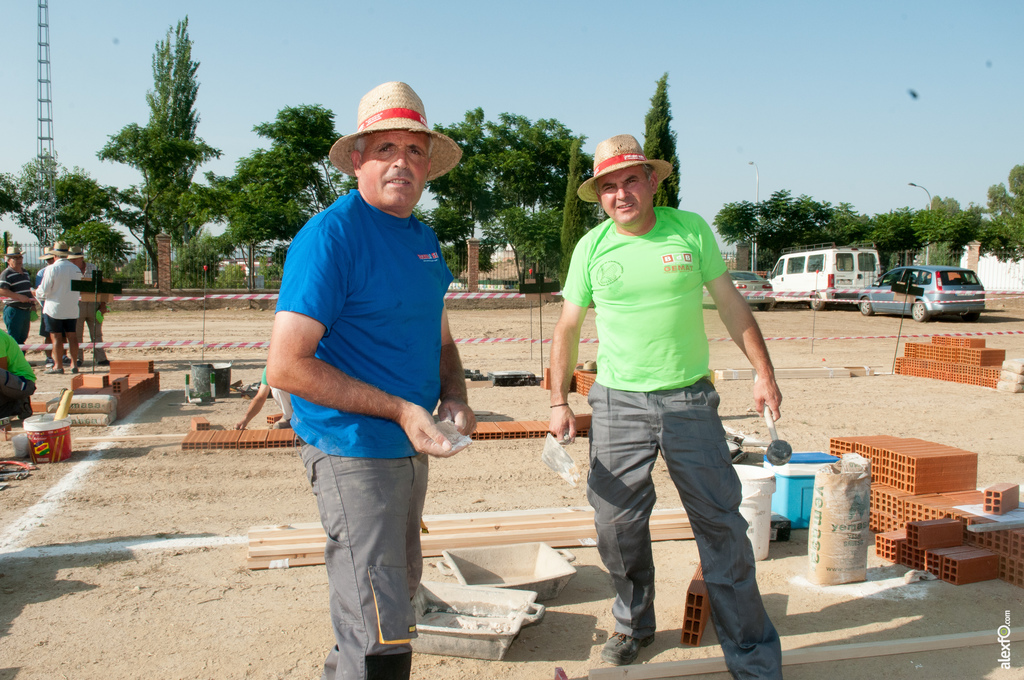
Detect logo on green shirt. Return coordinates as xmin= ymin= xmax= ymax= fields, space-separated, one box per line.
xmin=595 ymin=261 xmax=624 ymax=286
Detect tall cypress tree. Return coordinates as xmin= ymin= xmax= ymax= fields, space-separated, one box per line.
xmin=560 ymin=138 xmax=589 ymax=287
xmin=643 ymin=73 xmax=680 ymax=209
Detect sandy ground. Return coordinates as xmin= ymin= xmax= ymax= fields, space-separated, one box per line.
xmin=2 ymin=300 xmax=1024 ymax=680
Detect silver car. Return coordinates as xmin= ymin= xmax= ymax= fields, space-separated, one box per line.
xmin=858 ymin=265 xmax=985 ymax=322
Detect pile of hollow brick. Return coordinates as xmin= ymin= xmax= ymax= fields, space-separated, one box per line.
xmin=180 ymin=416 xmax=298 ymax=450
xmin=31 ymin=360 xmax=161 ymax=424
xmin=832 ymin=435 xmax=1021 ymax=587
xmin=181 ymin=414 xmax=591 ymax=450
xmin=894 ymin=336 xmax=1004 ymax=389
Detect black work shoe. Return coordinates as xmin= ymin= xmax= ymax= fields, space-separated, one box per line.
xmin=601 ymin=632 xmax=655 ymax=665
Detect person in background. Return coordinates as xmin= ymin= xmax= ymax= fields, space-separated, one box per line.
xmin=34 ymin=247 xmax=63 ymax=369
xmin=234 ymin=365 xmax=293 ymax=430
xmin=0 ymin=247 xmax=37 ymax=344
xmin=69 ymin=246 xmax=109 ymax=366
xmin=36 ymin=241 xmax=82 ymax=374
xmin=0 ymin=328 xmax=36 ymax=420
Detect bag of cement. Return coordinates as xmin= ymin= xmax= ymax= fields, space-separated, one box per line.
xmin=67 ymin=412 xmax=115 ymax=427
xmin=47 ymin=394 xmax=118 ymax=415
xmin=808 ymin=453 xmax=871 ymax=585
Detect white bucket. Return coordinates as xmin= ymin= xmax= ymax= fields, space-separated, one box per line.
xmin=735 ymin=465 xmax=776 ymax=561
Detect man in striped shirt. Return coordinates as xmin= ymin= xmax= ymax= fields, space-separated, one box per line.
xmin=0 ymin=247 xmax=37 ymax=344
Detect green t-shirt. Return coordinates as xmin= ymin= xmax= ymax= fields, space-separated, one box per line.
xmin=562 ymin=207 xmax=727 ymax=392
xmin=0 ymin=329 xmax=36 ymax=383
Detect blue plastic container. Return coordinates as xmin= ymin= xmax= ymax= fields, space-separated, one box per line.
xmin=763 ymin=452 xmax=839 ymax=529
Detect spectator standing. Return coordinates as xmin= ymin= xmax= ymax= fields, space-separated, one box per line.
xmin=35 ymin=247 xmax=61 ymax=368
xmin=0 ymin=328 xmax=36 ymax=420
xmin=0 ymin=247 xmax=37 ymax=344
xmin=36 ymin=241 xmax=82 ymax=374
xmin=69 ymin=246 xmax=109 ymax=366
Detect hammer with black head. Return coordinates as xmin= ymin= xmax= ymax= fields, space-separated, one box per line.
xmin=762 ymin=408 xmax=793 ymax=466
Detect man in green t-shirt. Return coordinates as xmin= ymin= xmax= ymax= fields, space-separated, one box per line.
xmin=549 ymin=135 xmax=782 ymax=676
xmin=0 ymin=328 xmax=37 ymax=420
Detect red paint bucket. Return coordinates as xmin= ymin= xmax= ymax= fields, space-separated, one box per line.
xmin=24 ymin=414 xmax=73 ymax=463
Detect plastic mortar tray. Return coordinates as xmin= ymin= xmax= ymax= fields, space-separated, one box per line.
xmin=440 ymin=542 xmax=577 ymax=601
xmin=411 ymin=581 xmax=544 ymax=660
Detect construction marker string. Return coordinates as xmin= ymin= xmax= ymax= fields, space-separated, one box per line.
xmin=17 ymin=329 xmax=1024 ymax=353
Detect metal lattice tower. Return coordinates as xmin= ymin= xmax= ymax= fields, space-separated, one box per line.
xmin=36 ymin=0 xmax=57 ymax=240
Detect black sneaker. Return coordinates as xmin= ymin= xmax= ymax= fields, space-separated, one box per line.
xmin=45 ymin=358 xmax=54 ymax=367
xmin=97 ymin=360 xmax=110 ymax=366
xmin=62 ymin=355 xmax=71 ymax=366
xmin=601 ymin=632 xmax=655 ymax=666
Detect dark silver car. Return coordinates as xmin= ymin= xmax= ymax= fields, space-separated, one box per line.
xmin=729 ymin=271 xmax=776 ymax=311
xmin=857 ymin=265 xmax=985 ymax=322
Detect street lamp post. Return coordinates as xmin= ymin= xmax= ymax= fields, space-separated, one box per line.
xmin=908 ymin=182 xmax=932 ymax=264
xmin=749 ymin=161 xmax=759 ymax=272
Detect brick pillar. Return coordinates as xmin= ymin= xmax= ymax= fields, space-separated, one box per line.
xmin=966 ymin=240 xmax=981 ymax=273
xmin=156 ymin=233 xmax=172 ymax=295
xmin=735 ymin=243 xmax=751 ymax=271
xmin=467 ymin=238 xmax=480 ymax=292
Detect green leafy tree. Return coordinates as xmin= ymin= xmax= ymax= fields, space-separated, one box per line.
xmin=714 ymin=190 xmax=835 ymax=269
xmin=201 ymin=104 xmax=342 ymax=287
xmin=0 ymin=173 xmax=19 ymax=217
xmin=982 ymin=165 xmax=1024 ymax=260
xmin=12 ymin=161 xmax=118 ymax=246
xmin=12 ymin=155 xmax=61 ymax=245
xmin=59 ymin=221 xmax=133 ymax=278
xmin=870 ymin=208 xmax=920 ymax=268
xmin=643 ymin=73 xmax=680 ymax=208
xmin=98 ymin=16 xmax=220 ymax=276
xmin=560 ymin=138 xmax=594 ymax=286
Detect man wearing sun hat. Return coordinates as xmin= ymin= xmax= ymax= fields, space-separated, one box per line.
xmin=548 ymin=135 xmax=783 ymax=675
xmin=267 ymin=81 xmax=474 ymax=680
xmin=36 ymin=240 xmax=82 ymax=374
xmin=0 ymin=246 xmax=37 ymax=344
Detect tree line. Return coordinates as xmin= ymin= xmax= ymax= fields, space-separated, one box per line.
xmin=0 ymin=17 xmax=1021 ymax=290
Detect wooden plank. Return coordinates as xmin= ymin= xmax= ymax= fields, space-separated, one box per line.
xmin=588 ymin=629 xmax=1024 ymax=679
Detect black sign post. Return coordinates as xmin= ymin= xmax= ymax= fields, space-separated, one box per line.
xmin=71 ymin=271 xmax=123 ymax=372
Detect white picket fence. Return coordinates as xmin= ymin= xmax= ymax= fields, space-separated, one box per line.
xmin=960 ymin=253 xmax=1024 ymax=291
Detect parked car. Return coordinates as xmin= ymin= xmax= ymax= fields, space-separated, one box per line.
xmin=857 ymin=265 xmax=985 ymax=322
xmin=729 ymin=271 xmax=776 ymax=311
xmin=769 ymin=243 xmax=881 ymax=310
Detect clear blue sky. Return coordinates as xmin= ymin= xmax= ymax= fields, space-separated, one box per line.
xmin=1 ymin=1 xmax=1022 ymax=248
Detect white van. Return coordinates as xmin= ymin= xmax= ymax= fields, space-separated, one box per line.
xmin=768 ymin=243 xmax=881 ymax=310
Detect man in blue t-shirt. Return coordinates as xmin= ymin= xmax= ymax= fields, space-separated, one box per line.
xmin=268 ymin=82 xmax=474 ymax=680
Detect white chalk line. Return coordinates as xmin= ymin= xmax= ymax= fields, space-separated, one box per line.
xmin=0 ymin=534 xmax=246 ymax=561
xmin=0 ymin=389 xmax=172 ymax=554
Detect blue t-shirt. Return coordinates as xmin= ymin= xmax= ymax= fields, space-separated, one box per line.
xmin=276 ymin=191 xmax=453 ymax=458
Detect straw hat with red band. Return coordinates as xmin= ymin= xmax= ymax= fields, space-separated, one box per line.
xmin=577 ymin=134 xmax=674 ymax=203
xmin=329 ymin=81 xmax=462 ymax=181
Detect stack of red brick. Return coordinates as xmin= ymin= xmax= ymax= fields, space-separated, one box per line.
xmin=471 ymin=414 xmax=590 ymax=441
xmin=32 ymin=360 xmax=161 ymax=423
xmin=832 ymin=435 xmax=1021 ymax=587
xmin=181 ymin=416 xmax=299 ymax=450
xmin=894 ymin=336 xmax=1004 ymax=388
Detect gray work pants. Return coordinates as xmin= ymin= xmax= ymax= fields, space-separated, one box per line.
xmin=77 ymin=301 xmax=107 ymax=362
xmin=587 ymin=380 xmax=782 ymax=680
xmin=301 ymin=445 xmax=428 ymax=680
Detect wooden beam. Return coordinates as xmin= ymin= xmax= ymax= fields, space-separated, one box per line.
xmin=588 ymin=629 xmax=1024 ymax=679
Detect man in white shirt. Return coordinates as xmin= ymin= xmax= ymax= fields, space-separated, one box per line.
xmin=36 ymin=241 xmax=82 ymax=374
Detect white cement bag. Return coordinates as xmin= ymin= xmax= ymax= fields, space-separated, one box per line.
xmin=67 ymin=412 xmax=115 ymax=427
xmin=808 ymin=453 xmax=872 ymax=585
xmin=47 ymin=394 xmax=118 ymax=415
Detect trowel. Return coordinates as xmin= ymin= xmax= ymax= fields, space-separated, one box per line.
xmin=542 ymin=433 xmax=581 ymax=487
xmin=762 ymin=408 xmax=793 ymax=466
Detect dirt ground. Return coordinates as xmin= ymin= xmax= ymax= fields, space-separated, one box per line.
xmin=2 ymin=300 xmax=1024 ymax=680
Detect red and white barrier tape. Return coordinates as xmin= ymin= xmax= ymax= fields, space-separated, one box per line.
xmin=109 ymin=291 xmax=533 ymax=302
xmin=22 ymin=330 xmax=1023 ymax=353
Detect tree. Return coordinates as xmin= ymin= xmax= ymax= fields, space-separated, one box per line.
xmin=0 ymin=173 xmax=18 ymax=217
xmin=643 ymin=73 xmax=680 ymax=209
xmin=98 ymin=17 xmax=220 ymax=275
xmin=870 ymin=208 xmax=920 ymax=268
xmin=982 ymin=165 xmax=1024 ymax=260
xmin=11 ymin=155 xmax=61 ymax=245
xmin=12 ymin=160 xmax=118 ymax=246
xmin=714 ymin=190 xmax=835 ymax=269
xmin=201 ymin=104 xmax=343 ymax=287
xmin=59 ymin=221 xmax=133 ymax=277
xmin=560 ymin=138 xmax=593 ymax=286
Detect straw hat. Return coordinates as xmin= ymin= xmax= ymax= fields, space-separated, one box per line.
xmin=40 ymin=247 xmax=54 ymax=261
xmin=51 ymin=241 xmax=70 ymax=258
xmin=5 ymin=246 xmax=23 ymax=258
xmin=577 ymin=134 xmax=674 ymax=203
xmin=68 ymin=245 xmax=84 ymax=260
xmin=328 ymin=81 xmax=462 ymax=181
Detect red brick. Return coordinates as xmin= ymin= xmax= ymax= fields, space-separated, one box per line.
xmin=924 ymin=545 xmax=973 ymax=576
xmin=942 ymin=548 xmax=999 ymax=585
xmin=680 ymin=564 xmax=711 ymax=646
xmin=875 ymin=529 xmax=907 ymax=563
xmin=985 ymin=483 xmax=1020 ymax=515
xmin=190 ymin=416 xmax=210 ymax=431
xmin=906 ymin=518 xmax=963 ymax=550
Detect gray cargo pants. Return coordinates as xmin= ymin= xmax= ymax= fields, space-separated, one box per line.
xmin=587 ymin=380 xmax=782 ymax=679
xmin=301 ymin=445 xmax=428 ymax=680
